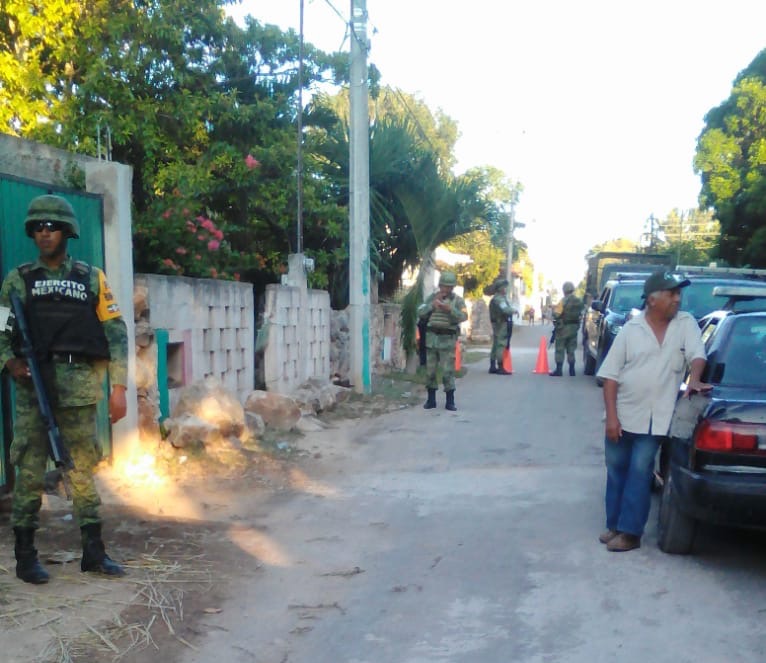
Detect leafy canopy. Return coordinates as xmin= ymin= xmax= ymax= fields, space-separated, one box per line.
xmin=694 ymin=48 xmax=766 ymax=267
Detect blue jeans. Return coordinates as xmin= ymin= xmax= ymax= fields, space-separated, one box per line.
xmin=604 ymin=431 xmax=661 ymax=537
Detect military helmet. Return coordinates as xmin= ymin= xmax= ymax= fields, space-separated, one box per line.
xmin=24 ymin=195 xmax=80 ymax=239
xmin=562 ymin=281 xmax=575 ymax=294
xmin=438 ymin=271 xmax=458 ymax=287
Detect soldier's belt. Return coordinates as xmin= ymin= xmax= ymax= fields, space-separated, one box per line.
xmin=427 ymin=327 xmax=457 ymax=335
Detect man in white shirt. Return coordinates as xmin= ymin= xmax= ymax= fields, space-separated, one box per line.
xmin=596 ymin=271 xmax=711 ymax=552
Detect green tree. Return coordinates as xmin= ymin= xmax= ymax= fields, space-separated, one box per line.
xmin=0 ymin=0 xmax=84 ymax=134
xmin=307 ymin=87 xmax=498 ymax=307
xmin=443 ymin=230 xmax=504 ymax=298
xmin=694 ymin=49 xmax=766 ymax=267
xmin=2 ymin=0 xmax=354 ymax=284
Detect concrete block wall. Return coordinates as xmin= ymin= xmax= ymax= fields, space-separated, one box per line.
xmin=135 ymin=274 xmax=255 ymax=409
xmin=262 ymin=283 xmax=331 ymax=394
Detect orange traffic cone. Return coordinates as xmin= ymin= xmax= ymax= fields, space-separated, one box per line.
xmin=501 ymin=347 xmax=513 ymax=373
xmin=455 ymin=339 xmax=462 ymax=371
xmin=533 ymin=336 xmax=550 ymax=374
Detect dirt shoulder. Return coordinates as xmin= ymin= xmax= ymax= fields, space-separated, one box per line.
xmin=0 ymin=374 xmax=426 ymax=663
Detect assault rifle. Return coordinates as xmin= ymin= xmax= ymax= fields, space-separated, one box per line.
xmin=9 ymin=292 xmax=74 ymax=470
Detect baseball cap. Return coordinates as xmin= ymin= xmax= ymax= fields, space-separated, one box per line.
xmin=642 ymin=271 xmax=691 ymax=298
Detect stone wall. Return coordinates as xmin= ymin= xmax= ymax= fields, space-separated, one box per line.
xmin=467 ymin=298 xmax=493 ymax=342
xmin=330 ymin=302 xmax=406 ymax=383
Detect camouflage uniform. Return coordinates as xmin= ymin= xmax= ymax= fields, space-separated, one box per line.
xmin=0 ymin=256 xmax=128 ymax=529
xmin=417 ymin=290 xmax=467 ymax=392
xmin=417 ymin=272 xmax=467 ymax=412
xmin=551 ymin=283 xmax=583 ymax=375
xmin=489 ymin=281 xmax=515 ymax=370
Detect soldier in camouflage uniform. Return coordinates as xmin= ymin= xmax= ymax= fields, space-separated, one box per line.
xmin=488 ymin=277 xmax=516 ymax=375
xmin=550 ymin=281 xmax=583 ymax=377
xmin=0 ymin=195 xmax=128 ymax=584
xmin=417 ymin=271 xmax=467 ymax=411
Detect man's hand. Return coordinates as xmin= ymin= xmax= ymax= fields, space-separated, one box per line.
xmin=605 ymin=415 xmax=622 ymax=442
xmin=5 ymin=357 xmax=31 ymax=381
xmin=685 ymin=379 xmax=713 ymax=398
xmin=434 ymin=296 xmax=450 ymax=312
xmin=685 ymin=358 xmax=713 ymax=398
xmin=109 ymin=385 xmax=127 ymax=424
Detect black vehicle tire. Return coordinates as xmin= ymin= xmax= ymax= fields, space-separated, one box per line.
xmin=583 ymin=344 xmax=596 ymax=376
xmin=657 ymin=469 xmax=696 ymax=555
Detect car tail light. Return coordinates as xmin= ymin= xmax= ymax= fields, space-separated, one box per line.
xmin=694 ymin=420 xmax=766 ymax=452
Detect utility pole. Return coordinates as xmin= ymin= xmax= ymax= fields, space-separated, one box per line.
xmin=349 ymin=0 xmax=371 ymax=394
xmin=296 ymin=0 xmax=304 ymax=254
xmin=505 ymin=199 xmax=524 ymax=307
xmin=505 ymin=201 xmax=515 ymax=286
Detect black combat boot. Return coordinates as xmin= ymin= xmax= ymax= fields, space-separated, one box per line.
xmin=496 ymin=364 xmax=511 ymax=375
xmin=549 ymin=362 xmax=563 ymax=377
xmin=445 ymin=390 xmax=457 ymax=411
xmin=14 ymin=527 xmax=50 ymax=584
xmin=569 ymin=362 xmax=576 ymax=376
xmin=423 ymin=388 xmax=437 ymax=409
xmin=81 ymin=523 xmax=126 ymax=576
xmin=488 ymin=359 xmax=498 ymax=374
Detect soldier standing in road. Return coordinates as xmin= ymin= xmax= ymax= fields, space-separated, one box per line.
xmin=417 ymin=271 xmax=467 ymax=411
xmin=0 ymin=195 xmax=129 ymax=584
xmin=488 ymin=278 xmax=515 ymax=375
xmin=549 ymin=281 xmax=583 ymax=376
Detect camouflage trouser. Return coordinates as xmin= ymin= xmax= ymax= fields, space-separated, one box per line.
xmin=554 ymin=323 xmax=579 ymax=364
xmin=11 ymin=397 xmax=103 ymax=530
xmin=425 ymin=332 xmax=457 ymax=391
xmin=491 ymin=323 xmax=509 ymax=363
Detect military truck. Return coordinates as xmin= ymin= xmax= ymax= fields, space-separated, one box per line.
xmin=584 ymin=251 xmax=675 ymax=301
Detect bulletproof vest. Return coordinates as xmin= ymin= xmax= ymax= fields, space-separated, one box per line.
xmin=20 ymin=261 xmax=110 ymax=360
xmin=428 ymin=295 xmax=457 ymax=331
xmin=561 ymin=295 xmax=583 ymax=323
xmin=489 ymin=295 xmax=510 ymax=323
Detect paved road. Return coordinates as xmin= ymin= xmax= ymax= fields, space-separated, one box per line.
xmin=184 ymin=323 xmax=766 ymax=663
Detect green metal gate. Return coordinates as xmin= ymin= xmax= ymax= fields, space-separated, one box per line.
xmin=0 ymin=174 xmax=110 ymax=490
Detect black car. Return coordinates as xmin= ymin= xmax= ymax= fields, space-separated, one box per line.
xmin=582 ymin=276 xmax=646 ymax=377
xmin=674 ymin=266 xmax=766 ymax=321
xmin=657 ymin=287 xmax=766 ymax=554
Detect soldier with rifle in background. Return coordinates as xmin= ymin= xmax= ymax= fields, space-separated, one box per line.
xmin=0 ymin=195 xmax=128 ymax=584
xmin=549 ymin=281 xmax=583 ymax=377
xmin=488 ymin=277 xmax=515 ymax=375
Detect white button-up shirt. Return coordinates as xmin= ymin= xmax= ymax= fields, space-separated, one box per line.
xmin=596 ymin=310 xmax=706 ymax=436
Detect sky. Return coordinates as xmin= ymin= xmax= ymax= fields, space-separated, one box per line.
xmin=229 ymin=0 xmax=766 ymax=289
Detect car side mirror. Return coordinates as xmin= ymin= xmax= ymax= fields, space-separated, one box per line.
xmin=591 ymin=301 xmax=603 ymax=312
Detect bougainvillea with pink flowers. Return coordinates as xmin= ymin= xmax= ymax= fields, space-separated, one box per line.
xmin=136 ymin=200 xmax=241 ymax=279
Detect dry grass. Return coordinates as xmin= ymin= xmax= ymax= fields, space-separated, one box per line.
xmin=0 ymin=542 xmax=213 ymax=663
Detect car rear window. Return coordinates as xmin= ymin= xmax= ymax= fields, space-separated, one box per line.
xmin=683 ymin=280 xmax=766 ymax=319
xmin=718 ymin=316 xmax=766 ymax=387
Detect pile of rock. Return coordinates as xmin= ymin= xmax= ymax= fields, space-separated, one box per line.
xmin=162 ymin=376 xmax=351 ymax=463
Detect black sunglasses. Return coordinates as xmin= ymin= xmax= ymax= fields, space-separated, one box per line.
xmin=31 ymin=221 xmax=66 ymax=233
